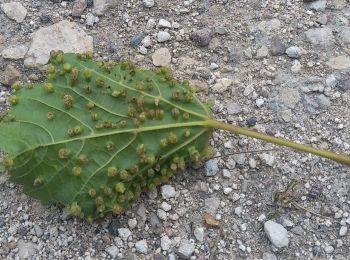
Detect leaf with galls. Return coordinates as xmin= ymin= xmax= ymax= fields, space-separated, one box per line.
xmin=0 ymin=51 xmax=349 ymax=222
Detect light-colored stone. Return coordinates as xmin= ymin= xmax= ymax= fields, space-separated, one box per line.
xmin=159 ymin=19 xmax=172 ymax=28
xmin=0 ymin=64 xmax=20 ymax=85
xmin=157 ymin=31 xmax=171 ymax=42
xmin=1 ymin=45 xmax=28 ymax=59
xmin=326 ymin=56 xmax=350 ymax=70
xmin=94 ymin=0 xmax=118 ymax=15
xmin=1 ymin=2 xmax=27 ymax=23
xmin=177 ymin=240 xmax=195 ymax=259
xmin=307 ymin=0 xmax=326 ymax=11
xmin=264 ymin=220 xmax=289 ymax=248
xmin=286 ymin=46 xmax=302 ymax=58
xmin=279 ymin=88 xmax=300 ymax=109
xmin=118 ymin=228 xmax=132 ymax=240
xmin=135 ymin=239 xmax=148 ymax=254
xmin=161 ymin=185 xmax=176 ymax=199
xmin=305 ymin=27 xmax=334 ymax=46
xmin=256 ymin=45 xmax=269 ymax=59
xmin=194 ymin=227 xmax=205 ymax=242
xmin=17 ymin=239 xmax=36 ymax=259
xmin=212 ymin=78 xmax=233 ymax=93
xmin=161 ymin=235 xmax=172 ymax=251
xmin=143 ymin=0 xmax=155 ymax=8
xmin=105 ymin=245 xmax=119 ymax=258
xmin=204 ymin=197 xmax=220 ymax=214
xmin=24 ymin=20 xmax=93 ymax=67
xmin=152 ymin=48 xmax=171 ymax=67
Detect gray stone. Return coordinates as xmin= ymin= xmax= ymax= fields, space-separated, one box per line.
xmin=143 ymin=0 xmax=155 ymax=8
xmin=24 ymin=20 xmax=93 ymax=67
xmin=204 ymin=197 xmax=220 ymax=214
xmin=204 ymin=159 xmax=219 ymax=176
xmin=227 ymin=102 xmax=242 ymax=115
xmin=135 ymin=239 xmax=148 ymax=254
xmin=339 ymin=226 xmax=347 ymax=236
xmin=17 ymin=239 xmax=36 ymax=259
xmin=194 ymin=227 xmax=205 ymax=242
xmin=190 ymin=28 xmax=214 ymax=47
xmin=325 ymin=75 xmax=337 ymax=88
xmin=279 ymin=88 xmax=300 ymax=109
xmin=291 ymin=226 xmax=304 ymax=236
xmin=291 ymin=60 xmax=302 ymax=73
xmin=338 ymin=27 xmax=350 ymax=44
xmin=212 ymin=78 xmax=233 ymax=93
xmin=258 ymin=19 xmax=281 ymax=34
xmin=259 ymin=153 xmax=275 ymax=166
xmin=72 ymin=0 xmax=87 ymax=17
xmin=286 ymin=46 xmax=302 ymax=59
xmin=34 ymin=224 xmax=44 ymax=237
xmin=177 ymin=240 xmax=195 ymax=259
xmin=256 ymin=45 xmax=269 ymax=59
xmin=0 ymin=64 xmax=20 ymax=85
xmin=264 ymin=220 xmax=289 ymax=248
xmin=1 ymin=2 xmax=27 ymax=23
xmin=305 ymin=27 xmax=334 ymax=46
xmin=128 ymin=218 xmax=137 ymax=229
xmin=94 ymin=0 xmax=118 ymax=15
xmin=117 ymin=228 xmax=132 ymax=240
xmin=326 ymin=55 xmax=350 ymax=70
xmin=105 ymin=245 xmax=119 ymax=258
xmin=161 ymin=235 xmax=172 ymax=251
xmin=86 ymin=13 xmax=95 ymax=26
xmin=142 ymin=36 xmax=152 ymax=47
xmin=325 ymin=245 xmax=334 ymax=254
xmin=270 ymin=37 xmax=286 ymax=56
xmin=161 ymin=185 xmax=176 ymax=199
xmin=159 ymin=19 xmax=171 ymax=28
xmin=307 ymin=0 xmax=327 ymax=11
xmin=1 ymin=45 xmax=28 ymax=59
xmin=262 ymin=252 xmax=278 ymax=260
xmin=157 ymin=31 xmax=171 ymax=42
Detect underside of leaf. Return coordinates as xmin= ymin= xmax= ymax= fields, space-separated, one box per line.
xmin=0 ymin=52 xmax=213 ymax=221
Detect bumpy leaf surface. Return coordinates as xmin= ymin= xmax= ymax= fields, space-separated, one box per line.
xmin=0 ymin=52 xmax=212 ymax=221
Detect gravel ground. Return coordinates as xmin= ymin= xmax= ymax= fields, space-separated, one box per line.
xmin=1 ymin=0 xmax=350 ymax=259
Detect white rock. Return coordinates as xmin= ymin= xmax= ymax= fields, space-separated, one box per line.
xmin=24 ymin=20 xmax=93 ymax=67
xmin=259 ymin=153 xmax=275 ymax=166
xmin=105 ymin=245 xmax=119 ymax=258
xmin=339 ymin=226 xmax=347 ymax=236
xmin=118 ymin=228 xmax=132 ymax=240
xmin=157 ymin=31 xmax=171 ymax=42
xmin=256 ymin=98 xmax=265 ymax=107
xmin=234 ymin=207 xmax=242 ymax=215
xmin=138 ymin=45 xmax=147 ymax=55
xmin=94 ymin=0 xmax=118 ymax=15
xmin=141 ymin=35 xmax=152 ymax=47
xmin=286 ymin=46 xmax=302 ymax=58
xmin=157 ymin=209 xmax=167 ymax=220
xmin=1 ymin=2 xmax=27 ymax=23
xmin=146 ymin=18 xmax=156 ymax=29
xmin=128 ymin=218 xmax=137 ymax=229
xmin=264 ymin=220 xmax=289 ymax=248
xmin=161 ymin=235 xmax=172 ymax=251
xmin=1 ymin=45 xmax=28 ymax=59
xmin=152 ymin=48 xmax=171 ymax=67
xmin=305 ymin=27 xmax=334 ymax=46
xmin=223 ymin=187 xmax=233 ymax=195
xmin=194 ymin=227 xmax=205 ymax=242
xmin=160 ymin=185 xmax=176 ymax=199
xmin=325 ymin=245 xmax=334 ymax=254
xmin=212 ymin=78 xmax=233 ymax=93
xmin=159 ymin=19 xmax=172 ymax=28
xmin=135 ymin=239 xmax=148 ymax=254
xmin=17 ymin=239 xmax=36 ymax=259
xmin=291 ymin=60 xmax=302 ymax=73
xmin=143 ymin=0 xmax=155 ymax=8
xmin=86 ymin=13 xmax=95 ymax=26
xmin=222 ymin=169 xmax=231 ymax=179
xmin=177 ymin=240 xmax=195 ymax=259
xmin=256 ymin=45 xmax=269 ymax=59
xmin=160 ymin=201 xmax=172 ymax=211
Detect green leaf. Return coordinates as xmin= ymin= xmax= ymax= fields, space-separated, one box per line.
xmin=0 ymin=52 xmax=212 ymax=220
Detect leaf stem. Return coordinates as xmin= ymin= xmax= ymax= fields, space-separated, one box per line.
xmin=206 ymin=119 xmax=350 ymax=166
